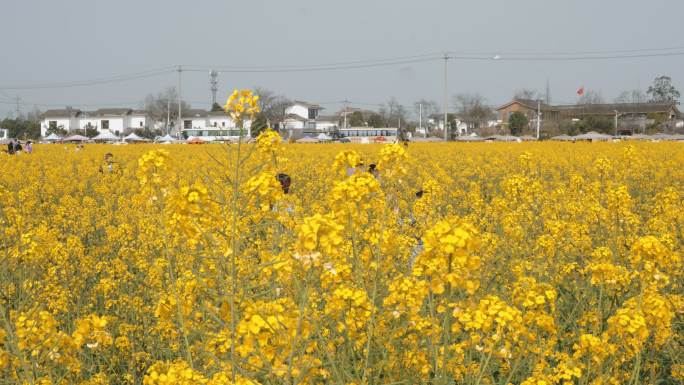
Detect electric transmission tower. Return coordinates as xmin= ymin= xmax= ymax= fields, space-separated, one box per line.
xmin=209 ymin=70 xmax=219 ymax=106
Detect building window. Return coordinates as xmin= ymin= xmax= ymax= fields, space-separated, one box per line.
xmin=139 ymin=121 xmax=143 ymax=127
xmin=101 ymin=120 xmax=109 ymax=129
xmin=221 ymin=122 xmax=225 ymax=127
xmin=213 ymin=122 xmax=217 ymax=127
xmin=184 ymin=120 xmax=192 ymax=129
xmin=308 ymin=108 xmax=317 ymax=119
xmin=49 ymin=121 xmax=57 ymax=129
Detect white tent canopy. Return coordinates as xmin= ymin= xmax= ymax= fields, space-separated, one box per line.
xmin=123 ymin=133 xmax=150 ymax=142
xmin=317 ymin=133 xmax=332 ymax=141
xmin=156 ymin=134 xmax=176 ymax=143
xmin=574 ymin=131 xmax=613 ymax=141
xmin=486 ymin=135 xmax=521 ymax=142
xmin=44 ymin=133 xmax=62 ymax=141
xmin=63 ymin=134 xmax=90 ymax=142
xmin=92 ymin=130 xmax=119 ymax=142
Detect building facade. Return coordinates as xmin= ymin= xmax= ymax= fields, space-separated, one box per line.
xmin=40 ymin=108 xmax=150 ymax=137
xmin=496 ymin=99 xmax=681 ymax=134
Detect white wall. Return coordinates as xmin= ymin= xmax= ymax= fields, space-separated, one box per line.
xmin=317 ymin=121 xmax=338 ymax=131
xmin=283 ymin=119 xmax=304 ymax=130
xmin=285 ymin=104 xmax=310 ymax=120
xmin=208 ymin=116 xmax=236 ymax=129
xmin=129 ymin=116 xmax=147 ymax=129
xmin=79 ymin=118 xmax=99 ymax=131
xmin=190 ymin=118 xmax=207 ymax=129
xmin=99 ymin=118 xmax=125 ymax=133
xmin=41 ymin=118 xmax=74 ymax=136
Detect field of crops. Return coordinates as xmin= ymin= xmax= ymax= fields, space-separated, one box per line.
xmin=0 ymin=138 xmax=682 ymax=384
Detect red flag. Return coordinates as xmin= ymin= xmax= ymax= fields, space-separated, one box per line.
xmin=577 ymin=87 xmax=585 ymax=96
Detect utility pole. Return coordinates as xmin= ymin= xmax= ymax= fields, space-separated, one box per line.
xmin=614 ymin=110 xmax=619 ymax=137
xmin=177 ymin=65 xmax=183 ymax=137
xmin=166 ymin=98 xmax=171 ymax=136
xmin=536 ymin=100 xmax=541 ymax=139
xmin=343 ymin=99 xmax=350 ymax=129
xmin=443 ymin=53 xmax=450 ymax=141
xmin=419 ymin=103 xmax=423 ymax=137
xmin=545 ymin=78 xmax=551 ymax=105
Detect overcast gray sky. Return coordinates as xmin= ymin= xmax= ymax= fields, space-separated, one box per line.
xmin=1 ymin=0 xmax=683 ymax=118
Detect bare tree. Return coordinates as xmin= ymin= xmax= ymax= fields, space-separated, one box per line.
xmin=413 ymin=99 xmax=438 ymax=121
xmin=143 ymin=87 xmax=191 ymax=129
xmin=577 ymin=90 xmax=604 ymax=105
xmin=453 ymin=93 xmax=492 ymax=129
xmin=254 ymin=86 xmax=291 ymax=129
xmin=614 ymin=90 xmax=647 ymax=104
xmin=513 ymin=89 xmax=540 ymax=100
xmin=380 ymin=97 xmax=407 ymax=128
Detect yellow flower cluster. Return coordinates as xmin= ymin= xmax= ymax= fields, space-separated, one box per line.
xmin=0 ymin=138 xmax=682 ymax=384
xmin=223 ymin=89 xmax=260 ymax=123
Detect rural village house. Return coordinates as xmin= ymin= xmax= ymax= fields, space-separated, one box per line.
xmin=496 ymin=98 xmax=681 ymax=135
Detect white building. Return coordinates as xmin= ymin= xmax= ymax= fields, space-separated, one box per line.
xmin=283 ymin=101 xmax=322 ymax=130
xmin=316 ymin=115 xmax=340 ymax=132
xmin=130 ymin=110 xmax=149 ymax=129
xmin=182 ymin=109 xmax=209 ymax=131
xmin=40 ymin=108 xmax=81 ymax=136
xmin=41 ymin=108 xmax=150 ymax=137
xmin=181 ymin=110 xmax=251 ymax=140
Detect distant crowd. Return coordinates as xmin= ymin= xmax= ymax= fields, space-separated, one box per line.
xmin=4 ymin=139 xmax=32 ymax=155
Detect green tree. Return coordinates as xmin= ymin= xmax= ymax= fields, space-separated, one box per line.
xmin=46 ymin=124 xmax=67 ymax=137
xmin=85 ymin=127 xmax=99 ymax=138
xmin=575 ymin=116 xmax=613 ymax=134
xmin=348 ymin=111 xmax=365 ymax=127
xmin=508 ymin=112 xmax=528 ymax=135
xmin=647 ymin=75 xmax=680 ymax=103
xmin=367 ymin=113 xmax=384 ymax=128
xmin=250 ymin=113 xmax=268 ymax=137
xmin=1 ymin=118 xmax=41 ymax=139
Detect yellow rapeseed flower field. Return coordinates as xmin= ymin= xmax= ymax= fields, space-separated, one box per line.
xmin=1 ymin=136 xmax=683 ymax=384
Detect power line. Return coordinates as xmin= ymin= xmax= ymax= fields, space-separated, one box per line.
xmin=0 ymin=99 xmax=144 ymax=108
xmin=182 ymin=52 xmax=442 ymax=71
xmin=448 ymin=45 xmax=684 ymax=56
xmin=475 ymin=51 xmax=684 ymax=61
xmin=0 ymin=66 xmax=174 ymax=90
xmin=183 ymin=56 xmax=441 ymax=73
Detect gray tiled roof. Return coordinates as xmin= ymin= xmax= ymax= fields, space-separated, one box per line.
xmin=183 ymin=109 xmax=209 ymax=118
xmin=40 ymin=108 xmax=81 ymax=118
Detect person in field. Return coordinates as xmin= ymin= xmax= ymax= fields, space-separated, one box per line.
xmin=368 ymin=163 xmax=380 ymax=179
xmin=276 ymin=173 xmax=291 ymax=194
xmin=408 ymin=189 xmax=425 ymax=268
xmin=24 ymin=141 xmax=33 ymax=154
xmin=99 ymin=153 xmax=116 ymax=174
